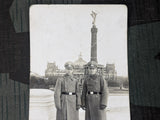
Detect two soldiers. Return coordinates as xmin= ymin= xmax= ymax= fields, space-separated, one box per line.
xmin=54 ymin=61 xmax=108 ymax=120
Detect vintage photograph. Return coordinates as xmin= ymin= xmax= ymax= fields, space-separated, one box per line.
xmin=29 ymin=5 xmax=129 ymax=120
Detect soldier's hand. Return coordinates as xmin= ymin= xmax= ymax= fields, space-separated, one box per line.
xmin=81 ymin=105 xmax=86 ymax=110
xmin=100 ymin=105 xmax=106 ymax=110
xmin=76 ymin=105 xmax=81 ymax=110
xmin=57 ymin=104 xmax=61 ymax=110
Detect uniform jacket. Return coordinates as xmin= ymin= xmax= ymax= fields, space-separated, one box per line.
xmin=54 ymin=74 xmax=81 ymax=120
xmin=81 ymin=75 xmax=109 ymax=120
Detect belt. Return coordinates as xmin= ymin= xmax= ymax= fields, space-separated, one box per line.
xmin=62 ymin=92 xmax=76 ymax=95
xmin=88 ymin=91 xmax=102 ymax=95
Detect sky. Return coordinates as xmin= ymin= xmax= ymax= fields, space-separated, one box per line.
xmin=30 ymin=5 xmax=128 ymax=76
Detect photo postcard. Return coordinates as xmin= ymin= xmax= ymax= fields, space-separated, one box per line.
xmin=29 ymin=5 xmax=129 ymax=120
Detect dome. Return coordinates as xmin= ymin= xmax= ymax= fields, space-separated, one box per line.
xmin=74 ymin=53 xmax=87 ymax=67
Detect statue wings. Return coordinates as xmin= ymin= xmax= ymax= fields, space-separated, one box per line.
xmin=91 ymin=11 xmax=97 ymax=18
xmin=91 ymin=11 xmax=97 ymax=25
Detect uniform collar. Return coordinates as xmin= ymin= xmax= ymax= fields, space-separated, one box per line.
xmin=89 ymin=74 xmax=97 ymax=79
xmin=64 ymin=74 xmax=74 ymax=80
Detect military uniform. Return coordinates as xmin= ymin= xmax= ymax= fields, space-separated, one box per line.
xmin=54 ymin=62 xmax=81 ymax=120
xmin=81 ymin=61 xmax=109 ymax=120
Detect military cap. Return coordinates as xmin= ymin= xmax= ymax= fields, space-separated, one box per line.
xmin=64 ymin=62 xmax=74 ymax=70
xmin=86 ymin=61 xmax=98 ymax=68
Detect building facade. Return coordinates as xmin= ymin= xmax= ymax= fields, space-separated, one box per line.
xmin=45 ymin=56 xmax=117 ymax=81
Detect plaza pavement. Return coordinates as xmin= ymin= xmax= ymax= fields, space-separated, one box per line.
xmin=29 ymin=89 xmax=130 ymax=120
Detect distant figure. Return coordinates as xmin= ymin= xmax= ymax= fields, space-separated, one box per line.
xmin=81 ymin=61 xmax=109 ymax=120
xmin=54 ymin=62 xmax=81 ymax=120
xmin=91 ymin=11 xmax=97 ymax=25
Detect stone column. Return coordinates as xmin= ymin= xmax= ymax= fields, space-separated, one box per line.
xmin=91 ymin=25 xmax=98 ymax=62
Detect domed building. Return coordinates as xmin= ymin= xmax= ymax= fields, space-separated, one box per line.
xmin=45 ymin=62 xmax=65 ymax=77
xmin=72 ymin=53 xmax=87 ymax=78
xmin=45 ymin=53 xmax=87 ymax=78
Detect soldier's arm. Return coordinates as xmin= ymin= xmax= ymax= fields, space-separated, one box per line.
xmin=76 ymin=80 xmax=81 ymax=107
xmin=54 ymin=78 xmax=62 ymax=110
xmin=81 ymin=79 xmax=87 ymax=108
xmin=100 ymin=76 xmax=109 ymax=107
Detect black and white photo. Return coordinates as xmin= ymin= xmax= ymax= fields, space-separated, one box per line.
xmin=29 ymin=5 xmax=129 ymax=120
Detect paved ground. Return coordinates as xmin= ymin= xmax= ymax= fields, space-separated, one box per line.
xmin=30 ymin=89 xmax=130 ymax=120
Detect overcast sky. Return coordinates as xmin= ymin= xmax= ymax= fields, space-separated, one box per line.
xmin=30 ymin=5 xmax=128 ymax=76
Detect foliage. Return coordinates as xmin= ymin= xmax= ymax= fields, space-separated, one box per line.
xmin=106 ymin=76 xmax=129 ymax=88
xmin=30 ymin=76 xmax=48 ymax=89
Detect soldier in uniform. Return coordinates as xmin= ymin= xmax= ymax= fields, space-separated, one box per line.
xmin=81 ymin=61 xmax=109 ymax=120
xmin=54 ymin=62 xmax=81 ymax=120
